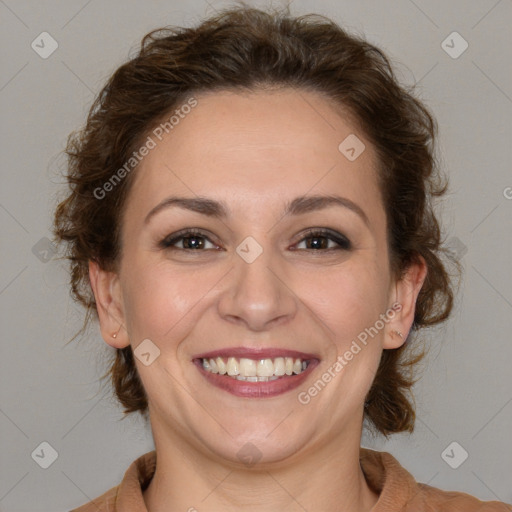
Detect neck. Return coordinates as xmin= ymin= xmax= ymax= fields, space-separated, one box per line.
xmin=143 ymin=426 xmax=379 ymax=512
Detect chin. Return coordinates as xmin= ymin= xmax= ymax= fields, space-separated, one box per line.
xmin=197 ymin=425 xmax=307 ymax=467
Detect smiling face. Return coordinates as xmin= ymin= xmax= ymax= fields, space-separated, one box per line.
xmin=90 ymin=87 xmax=424 ymax=466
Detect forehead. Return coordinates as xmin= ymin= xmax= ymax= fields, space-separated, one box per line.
xmin=124 ymin=88 xmax=383 ymax=222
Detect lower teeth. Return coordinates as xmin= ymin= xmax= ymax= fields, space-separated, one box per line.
xmin=230 ymin=375 xmax=281 ymax=382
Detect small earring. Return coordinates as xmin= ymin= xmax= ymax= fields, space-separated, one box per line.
xmin=112 ymin=325 xmax=122 ymax=339
xmin=394 ymin=330 xmax=403 ymax=339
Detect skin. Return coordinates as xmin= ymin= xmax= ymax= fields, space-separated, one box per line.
xmin=89 ymin=88 xmax=426 ymax=512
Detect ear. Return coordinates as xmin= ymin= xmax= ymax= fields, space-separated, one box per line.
xmin=384 ymin=256 xmax=428 ymax=349
xmin=88 ymin=260 xmax=129 ymax=349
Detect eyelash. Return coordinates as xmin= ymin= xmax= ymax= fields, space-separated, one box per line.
xmin=159 ymin=228 xmax=351 ymax=252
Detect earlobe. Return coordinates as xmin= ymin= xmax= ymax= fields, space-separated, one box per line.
xmin=88 ymin=260 xmax=130 ymax=349
xmin=384 ymin=256 xmax=428 ymax=349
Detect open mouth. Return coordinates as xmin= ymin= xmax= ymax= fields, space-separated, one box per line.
xmin=192 ymin=351 xmax=320 ymax=398
xmin=198 ymin=356 xmax=311 ymax=381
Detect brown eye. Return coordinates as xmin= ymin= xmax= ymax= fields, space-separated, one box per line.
xmin=293 ymin=229 xmax=351 ymax=251
xmin=160 ymin=229 xmax=218 ymax=250
xmin=159 ymin=228 xmax=351 ymax=253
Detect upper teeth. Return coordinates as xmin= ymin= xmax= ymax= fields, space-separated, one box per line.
xmin=202 ymin=357 xmax=308 ymax=378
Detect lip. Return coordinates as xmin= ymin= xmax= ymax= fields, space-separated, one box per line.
xmin=193 ymin=351 xmax=320 ymax=398
xmin=193 ymin=347 xmax=319 ymax=361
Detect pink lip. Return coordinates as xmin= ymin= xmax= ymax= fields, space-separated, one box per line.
xmin=193 ymin=349 xmax=319 ymax=398
xmin=193 ymin=347 xmax=319 ymax=360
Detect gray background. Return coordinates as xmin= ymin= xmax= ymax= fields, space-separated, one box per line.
xmin=1 ymin=0 xmax=511 ymax=510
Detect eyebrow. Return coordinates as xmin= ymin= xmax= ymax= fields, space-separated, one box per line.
xmin=144 ymin=194 xmax=370 ymax=227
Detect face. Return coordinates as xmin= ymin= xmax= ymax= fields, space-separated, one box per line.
xmin=91 ymin=88 xmax=423 ymax=465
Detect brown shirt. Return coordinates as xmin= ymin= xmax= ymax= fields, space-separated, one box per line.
xmin=70 ymin=448 xmax=512 ymax=511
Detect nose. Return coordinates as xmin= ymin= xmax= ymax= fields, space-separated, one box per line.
xmin=217 ymin=243 xmax=298 ymax=332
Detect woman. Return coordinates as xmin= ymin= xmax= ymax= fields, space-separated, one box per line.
xmin=53 ymin=5 xmax=512 ymax=511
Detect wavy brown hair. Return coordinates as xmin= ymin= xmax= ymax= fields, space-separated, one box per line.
xmin=53 ymin=4 xmax=457 ymax=436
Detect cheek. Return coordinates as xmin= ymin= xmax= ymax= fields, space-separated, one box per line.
xmin=302 ymin=257 xmax=390 ymax=341
xmin=120 ymin=259 xmax=200 ymax=341
xmin=120 ymin=255 xmax=238 ymax=348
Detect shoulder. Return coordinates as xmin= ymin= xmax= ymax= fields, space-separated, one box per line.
xmin=360 ymin=448 xmax=512 ymax=512
xmin=69 ymin=485 xmax=118 ymax=511
xmin=412 ymin=483 xmax=512 ymax=512
xmin=68 ymin=450 xmax=156 ymax=511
